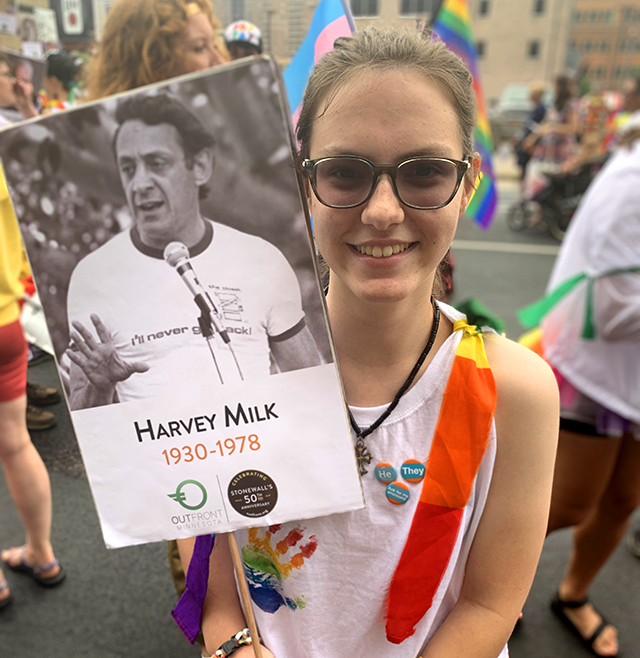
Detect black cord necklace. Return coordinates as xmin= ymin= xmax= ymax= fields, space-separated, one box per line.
xmin=350 ymin=299 xmax=440 ymax=476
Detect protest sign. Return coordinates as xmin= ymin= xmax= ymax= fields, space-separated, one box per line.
xmin=17 ymin=12 xmax=38 ymax=43
xmin=0 ymin=47 xmax=45 ymax=94
xmin=0 ymin=48 xmax=45 ymax=124
xmin=33 ymin=7 xmax=60 ymax=44
xmin=0 ymin=13 xmax=16 ymax=35
xmin=0 ymin=57 xmax=364 ymax=548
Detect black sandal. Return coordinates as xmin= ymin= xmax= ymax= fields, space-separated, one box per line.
xmin=551 ymin=593 xmax=619 ymax=657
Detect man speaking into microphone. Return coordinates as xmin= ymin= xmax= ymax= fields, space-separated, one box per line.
xmin=66 ymin=94 xmax=321 ymax=410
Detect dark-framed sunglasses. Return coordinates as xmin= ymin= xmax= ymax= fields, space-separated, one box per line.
xmin=301 ymin=155 xmax=471 ymax=210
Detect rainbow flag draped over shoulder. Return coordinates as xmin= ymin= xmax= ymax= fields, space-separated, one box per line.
xmin=386 ymin=320 xmax=496 ymax=643
xmin=283 ymin=0 xmax=355 ymax=130
xmin=432 ymin=0 xmax=497 ymax=229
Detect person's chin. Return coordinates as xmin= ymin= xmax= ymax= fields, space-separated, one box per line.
xmin=348 ymin=277 xmax=421 ymax=306
xmin=134 ymin=212 xmax=173 ymax=242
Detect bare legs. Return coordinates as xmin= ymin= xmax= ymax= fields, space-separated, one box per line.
xmin=0 ymin=394 xmax=60 ymax=580
xmin=547 ymin=429 xmax=640 ymax=656
xmin=0 ymin=567 xmax=9 ymax=604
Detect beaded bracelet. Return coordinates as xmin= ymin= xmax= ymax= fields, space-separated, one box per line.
xmin=214 ymin=628 xmax=252 ymax=657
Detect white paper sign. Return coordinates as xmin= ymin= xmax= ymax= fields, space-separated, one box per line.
xmin=0 ymin=12 xmax=16 ymax=34
xmin=72 ymin=365 xmax=362 ymax=547
xmin=34 ymin=7 xmax=60 ymax=43
xmin=60 ymin=0 xmax=84 ymax=35
xmin=92 ymin=0 xmax=115 ymax=42
xmin=0 ymin=58 xmax=364 ymax=548
xmin=21 ymin=41 xmax=44 ymax=59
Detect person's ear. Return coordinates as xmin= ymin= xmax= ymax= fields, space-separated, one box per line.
xmin=192 ymin=148 xmax=213 ymax=186
xmin=459 ymin=154 xmax=482 ymax=218
xmin=301 ymin=171 xmax=318 ymax=214
xmin=304 ymin=177 xmax=313 ymax=205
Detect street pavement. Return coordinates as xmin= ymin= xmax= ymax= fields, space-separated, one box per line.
xmin=2 ymin=152 xmax=639 ymax=657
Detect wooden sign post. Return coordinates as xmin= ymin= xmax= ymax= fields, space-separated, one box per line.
xmin=227 ymin=533 xmax=264 ymax=658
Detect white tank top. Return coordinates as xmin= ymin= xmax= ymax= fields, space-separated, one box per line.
xmin=234 ymin=304 xmax=507 ymax=658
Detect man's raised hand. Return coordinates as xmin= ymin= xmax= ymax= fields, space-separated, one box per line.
xmin=68 ymin=313 xmax=149 ymax=392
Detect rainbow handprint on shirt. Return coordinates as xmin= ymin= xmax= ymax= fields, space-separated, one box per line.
xmin=241 ymin=525 xmax=318 ymax=613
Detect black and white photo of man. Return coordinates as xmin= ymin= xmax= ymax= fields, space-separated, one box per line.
xmin=67 ymin=94 xmax=321 ymax=410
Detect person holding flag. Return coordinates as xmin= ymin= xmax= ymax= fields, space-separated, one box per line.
xmin=180 ymin=27 xmax=558 ymax=658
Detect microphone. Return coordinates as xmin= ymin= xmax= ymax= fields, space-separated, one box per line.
xmin=163 ymin=242 xmax=230 ymax=344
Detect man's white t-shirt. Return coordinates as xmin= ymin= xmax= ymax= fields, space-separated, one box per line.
xmin=67 ymin=220 xmax=306 ymax=404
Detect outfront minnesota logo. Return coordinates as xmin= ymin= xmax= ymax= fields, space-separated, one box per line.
xmin=168 ymin=479 xmax=208 ymax=510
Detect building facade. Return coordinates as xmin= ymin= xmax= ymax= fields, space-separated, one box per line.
xmin=212 ymin=0 xmax=437 ymax=62
xmin=469 ymin=0 xmax=575 ymax=104
xmin=569 ymin=1 xmax=640 ymax=91
xmin=212 ymin=0 xmax=315 ymax=63
xmin=350 ymin=0 xmax=436 ymax=33
xmin=211 ymin=1 xmax=639 ymax=99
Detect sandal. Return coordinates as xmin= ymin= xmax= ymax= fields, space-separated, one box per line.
xmin=551 ymin=593 xmax=619 ymax=657
xmin=0 ymin=578 xmax=12 ymax=609
xmin=2 ymin=547 xmax=66 ymax=587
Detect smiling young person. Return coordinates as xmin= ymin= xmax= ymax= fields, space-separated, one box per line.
xmin=84 ymin=0 xmax=228 ymax=100
xmin=178 ymin=28 xmax=559 ymax=658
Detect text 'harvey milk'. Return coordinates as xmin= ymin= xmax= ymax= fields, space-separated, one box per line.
xmin=133 ymin=402 xmax=279 ymax=443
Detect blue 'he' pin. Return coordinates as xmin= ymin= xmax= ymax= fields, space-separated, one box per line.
xmin=374 ymin=462 xmax=397 ymax=483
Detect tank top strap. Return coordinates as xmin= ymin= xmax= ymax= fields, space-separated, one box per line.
xmin=451 ymin=318 xmax=492 ymax=369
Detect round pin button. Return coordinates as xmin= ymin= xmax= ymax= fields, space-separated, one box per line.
xmin=375 ymin=462 xmax=397 ymax=483
xmin=401 ymin=459 xmax=426 ymax=483
xmin=386 ymin=481 xmax=410 ymax=505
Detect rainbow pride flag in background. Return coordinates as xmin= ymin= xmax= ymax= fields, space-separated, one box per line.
xmin=283 ymin=0 xmax=355 ymax=130
xmin=432 ymin=0 xmax=498 ymax=229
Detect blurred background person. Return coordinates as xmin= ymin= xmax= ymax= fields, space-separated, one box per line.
xmin=523 ymin=74 xmax=579 ymax=201
xmin=0 ymin=174 xmax=65 ymax=610
xmin=514 ymin=80 xmax=548 ymax=186
xmin=39 ymin=51 xmax=82 ymax=114
xmin=540 ymin=75 xmax=640 ymax=658
xmin=224 ymin=20 xmax=263 ymax=60
xmin=0 ymin=55 xmax=38 ymax=122
xmin=0 ymin=55 xmax=63 ymax=430
xmin=575 ymin=91 xmax=613 ymax=164
xmin=84 ymin=0 xmax=228 ymax=100
xmin=0 ymin=53 xmax=23 ymax=125
xmin=13 ymin=60 xmax=34 ymax=88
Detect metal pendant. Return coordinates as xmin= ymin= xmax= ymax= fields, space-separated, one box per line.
xmin=355 ymin=439 xmax=372 ymax=476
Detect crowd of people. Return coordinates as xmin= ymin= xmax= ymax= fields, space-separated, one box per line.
xmin=0 ymin=2 xmax=638 ymax=658
xmin=519 ymin=75 xmax=640 ymax=658
xmin=515 ymin=74 xmax=633 ymax=208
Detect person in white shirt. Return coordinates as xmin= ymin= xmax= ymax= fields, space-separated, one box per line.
xmin=177 ymin=27 xmax=559 ymax=658
xmin=541 ymin=76 xmax=640 ymax=658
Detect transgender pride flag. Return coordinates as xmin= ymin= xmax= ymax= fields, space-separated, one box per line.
xmin=283 ymin=0 xmax=356 ymax=130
